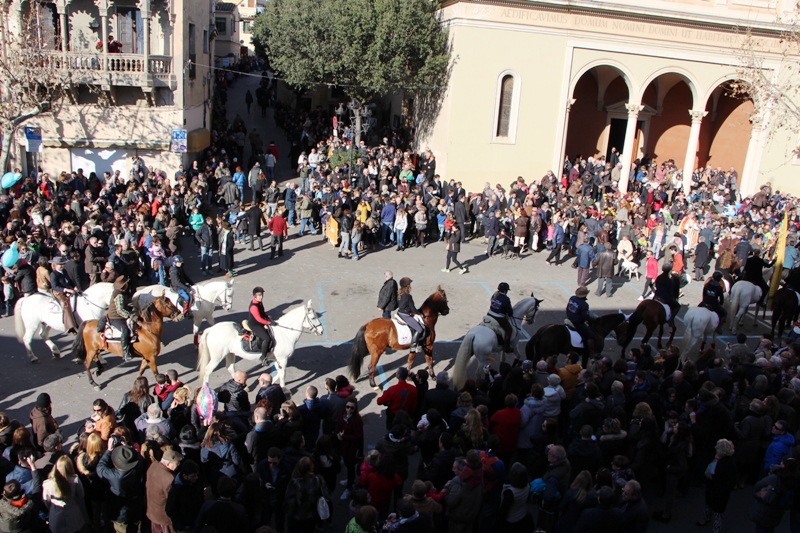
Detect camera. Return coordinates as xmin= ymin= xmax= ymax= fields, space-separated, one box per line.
xmin=109 ymin=435 xmax=123 ymax=449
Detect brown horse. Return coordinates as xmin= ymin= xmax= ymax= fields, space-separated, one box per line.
xmin=771 ymin=287 xmax=800 ymax=338
xmin=619 ymin=299 xmax=677 ymax=354
xmin=71 ymin=294 xmax=183 ymax=390
xmin=348 ymin=287 xmax=450 ymax=389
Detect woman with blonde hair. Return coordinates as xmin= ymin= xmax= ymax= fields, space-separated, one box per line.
xmin=454 ymin=409 xmax=489 ymax=455
xmin=557 ymin=470 xmax=596 ymax=533
xmin=76 ymin=432 xmax=105 ymax=530
xmin=697 ymin=439 xmax=736 ymax=531
xmin=42 ymin=455 xmax=88 ymax=533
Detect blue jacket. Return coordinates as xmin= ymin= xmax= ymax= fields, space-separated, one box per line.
xmin=284 ymin=188 xmax=297 ymax=208
xmin=381 ymin=204 xmax=397 ymax=225
xmin=485 ymin=215 xmax=500 ymax=237
xmin=566 ymin=296 xmax=590 ymax=324
xmin=575 ymin=243 xmax=596 ymax=269
xmin=764 ymin=432 xmax=796 ymax=471
xmin=232 ymin=172 xmax=246 ymax=188
xmin=552 ymin=225 xmax=565 ymax=246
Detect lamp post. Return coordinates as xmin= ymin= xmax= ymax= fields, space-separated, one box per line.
xmin=336 ymin=98 xmax=371 ymax=185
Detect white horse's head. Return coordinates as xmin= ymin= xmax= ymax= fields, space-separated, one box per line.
xmin=514 ymin=294 xmax=544 ymax=325
xmin=303 ymin=300 xmax=324 ymax=336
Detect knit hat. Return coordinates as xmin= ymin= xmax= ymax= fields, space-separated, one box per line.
xmin=36 ymin=393 xmax=51 ymax=409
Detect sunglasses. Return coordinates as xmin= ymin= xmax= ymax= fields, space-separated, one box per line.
xmin=345 ymin=405 xmax=356 ymax=410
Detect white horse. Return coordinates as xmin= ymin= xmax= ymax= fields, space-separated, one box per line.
xmin=452 ymin=296 xmax=543 ymax=390
xmin=133 ymin=279 xmax=234 ymax=344
xmin=197 ymin=300 xmax=324 ymax=388
xmin=681 ymin=306 xmax=720 ymax=361
xmin=727 ymin=280 xmax=764 ymax=334
xmin=14 ymin=283 xmax=115 ymax=362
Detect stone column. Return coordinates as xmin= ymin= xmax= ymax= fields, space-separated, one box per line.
xmin=94 ymin=0 xmax=109 ymax=71
xmin=740 ymin=116 xmax=765 ymax=198
xmin=618 ymin=103 xmax=643 ymax=194
xmin=559 ymin=98 xmax=576 ymax=175
xmin=55 ymin=0 xmax=68 ymax=53
xmin=682 ymin=109 xmax=707 ymax=193
xmin=139 ymin=0 xmax=150 ymax=72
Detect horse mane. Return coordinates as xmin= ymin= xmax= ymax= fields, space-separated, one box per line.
xmin=141 ymin=300 xmax=157 ymax=322
xmin=420 ymin=288 xmax=445 ymax=312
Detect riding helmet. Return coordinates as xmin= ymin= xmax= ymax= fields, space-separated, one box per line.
xmin=399 ymin=277 xmax=413 ymax=288
xmin=172 ymin=255 xmax=184 ymax=263
xmin=662 ymin=264 xmax=672 ymax=272
xmin=497 ymin=282 xmax=510 ymax=293
xmin=713 ymin=272 xmax=723 ymax=281
xmin=253 ymin=286 xmax=265 ymax=296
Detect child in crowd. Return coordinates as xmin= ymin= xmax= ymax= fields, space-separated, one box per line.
xmin=2 ymin=276 xmax=14 ymax=316
xmin=154 ymin=369 xmax=183 ymax=411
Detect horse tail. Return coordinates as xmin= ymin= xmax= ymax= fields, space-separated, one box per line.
xmin=13 ymin=297 xmax=26 ymax=343
xmin=348 ymin=325 xmax=368 ymax=381
xmin=623 ymin=307 xmax=644 ymax=349
xmin=681 ymin=312 xmax=695 ymax=358
xmin=453 ymin=330 xmax=476 ymax=391
xmin=727 ymin=283 xmax=740 ymax=329
xmin=197 ymin=329 xmax=212 ymax=382
xmin=71 ymin=322 xmax=88 ymax=362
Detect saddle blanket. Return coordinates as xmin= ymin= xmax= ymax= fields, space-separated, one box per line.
xmin=391 ymin=312 xmax=424 ymax=345
xmin=645 ymin=297 xmax=671 ymax=322
xmin=236 ymin=321 xmax=269 ymax=355
xmin=104 ymin=324 xmax=122 ymax=341
xmin=482 ymin=315 xmax=506 ymax=344
xmin=567 ymin=327 xmax=584 ymax=349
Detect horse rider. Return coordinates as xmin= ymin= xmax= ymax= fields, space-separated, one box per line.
xmin=168 ymin=256 xmax=195 ymax=318
xmin=655 ymin=263 xmax=681 ymax=328
xmin=699 ymin=271 xmax=726 ymax=334
xmin=488 ymin=282 xmax=515 ymax=353
xmin=248 ymin=286 xmax=275 ymax=366
xmin=742 ymin=248 xmax=775 ymax=308
xmin=566 ymin=286 xmax=595 ymax=353
xmin=48 ymin=256 xmax=78 ymax=334
xmin=397 ymin=277 xmax=425 ymax=349
xmin=99 ymin=275 xmax=136 ymax=362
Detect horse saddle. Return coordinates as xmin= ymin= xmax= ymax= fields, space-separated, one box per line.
xmin=651 ymin=298 xmax=672 ymax=321
xmin=390 ymin=311 xmax=424 ymax=346
xmin=103 ymin=323 xmax=123 ymax=341
xmin=563 ymin=319 xmax=584 ymax=349
xmin=482 ymin=315 xmax=506 ymax=345
xmin=237 ymin=320 xmax=268 ymax=354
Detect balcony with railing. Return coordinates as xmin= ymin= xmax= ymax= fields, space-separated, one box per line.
xmin=43 ymin=51 xmax=176 ymax=90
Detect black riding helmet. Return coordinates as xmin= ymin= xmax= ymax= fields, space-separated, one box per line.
xmin=498 ymin=282 xmax=510 ymax=293
xmin=713 ymin=272 xmax=723 ymax=281
xmin=253 ymin=286 xmax=265 ymax=296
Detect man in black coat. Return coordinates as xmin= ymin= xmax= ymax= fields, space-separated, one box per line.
xmin=246 ymin=202 xmax=266 ymax=251
xmin=575 ymin=486 xmax=623 ymax=532
xmin=693 ymin=236 xmax=711 ymax=281
xmin=454 ymin=194 xmax=468 ymax=242
xmin=620 ymin=480 xmax=649 ymax=533
xmin=12 ymin=260 xmax=37 ymax=296
xmin=377 ymin=271 xmax=398 ymax=318
xmin=422 ymin=372 xmax=459 ymax=416
xmin=244 ymin=406 xmax=277 ymax=468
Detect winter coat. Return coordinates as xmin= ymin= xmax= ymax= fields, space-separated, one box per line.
xmin=334 ymin=413 xmax=364 ymax=465
xmin=0 ymin=494 xmax=34 ymax=533
xmin=445 ymin=466 xmax=483 ymax=532
xmin=221 ymin=182 xmax=239 ymax=204
xmin=567 ymin=439 xmax=604 ymax=479
xmin=575 ymin=243 xmax=596 ymax=269
xmin=735 ymin=412 xmax=768 ymax=464
xmin=489 ymin=407 xmax=521 ymax=456
xmin=764 ymin=433 xmax=796 ymax=472
xmin=705 ymin=455 xmax=737 ymax=513
xmin=246 ymin=205 xmax=263 ymax=236
xmin=570 ymin=398 xmax=605 ymax=432
xmin=447 ymin=230 xmax=461 ymax=254
xmin=285 ymin=475 xmax=329 ymax=522
xmin=377 ymin=278 xmax=399 ymax=312
xmin=544 ymin=385 xmax=566 ymax=417
xmin=200 ymin=441 xmax=243 ymax=483
xmin=557 ymin=488 xmax=596 ymax=533
xmin=595 ymin=248 xmax=618 ymax=278
xmin=558 ymin=364 xmax=582 ymax=399
xmin=421 ymin=385 xmax=459 ymax=420
xmin=96 ymin=450 xmax=145 ymax=524
xmin=216 ymin=379 xmax=250 ymax=413
xmin=29 ymin=407 xmax=58 ymax=452
xmin=749 ymin=474 xmax=788 ymax=528
xmin=518 ymin=397 xmax=547 ymax=450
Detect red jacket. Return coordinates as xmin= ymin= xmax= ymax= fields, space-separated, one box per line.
xmin=268 ymin=215 xmax=288 ymax=237
xmin=489 ymin=407 xmax=521 ymax=456
xmin=377 ymin=381 xmax=417 ymax=416
xmin=646 ymin=257 xmax=659 ymax=279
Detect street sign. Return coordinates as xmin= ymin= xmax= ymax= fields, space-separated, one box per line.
xmin=24 ymin=127 xmax=42 ymax=153
xmin=170 ymin=129 xmax=187 ymax=153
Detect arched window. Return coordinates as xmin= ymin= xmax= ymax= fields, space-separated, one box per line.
xmin=497 ymin=75 xmax=514 ymax=137
xmin=492 ymin=70 xmax=520 ymax=144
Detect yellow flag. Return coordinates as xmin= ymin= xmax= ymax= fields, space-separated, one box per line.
xmin=768 ymin=207 xmax=790 ymax=308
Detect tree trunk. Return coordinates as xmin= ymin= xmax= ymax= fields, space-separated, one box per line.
xmin=0 ymin=127 xmax=14 ymax=175
xmin=354 ymin=110 xmax=362 ymax=146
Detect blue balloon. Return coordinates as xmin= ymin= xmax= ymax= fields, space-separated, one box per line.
xmin=1 ymin=243 xmax=18 ymax=268
xmin=1 ymin=172 xmax=20 ymax=189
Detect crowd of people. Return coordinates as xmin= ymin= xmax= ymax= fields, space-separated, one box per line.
xmin=2 ymin=47 xmax=800 ymax=533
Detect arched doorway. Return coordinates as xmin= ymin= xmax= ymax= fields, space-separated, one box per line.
xmin=698 ymin=82 xmax=753 ymax=179
xmin=564 ymin=65 xmax=632 ymax=165
xmin=638 ymin=73 xmax=697 ymax=167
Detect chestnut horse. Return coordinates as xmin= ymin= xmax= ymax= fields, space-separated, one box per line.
xmin=619 ymin=299 xmax=677 ymax=354
xmin=348 ymin=287 xmax=450 ymax=389
xmin=71 ymin=294 xmax=183 ymax=390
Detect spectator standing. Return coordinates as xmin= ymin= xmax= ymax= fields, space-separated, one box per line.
xmin=442 ymin=225 xmax=467 ymax=274
xmin=146 ymin=449 xmax=183 ymax=533
xmin=376 ymin=271 xmax=399 ymax=318
xmin=377 ymin=368 xmax=418 ymax=430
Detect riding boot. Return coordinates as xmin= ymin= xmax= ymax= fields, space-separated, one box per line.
xmin=259 ymin=342 xmax=270 ymax=367
xmin=503 ymin=334 xmax=514 ymax=353
xmin=122 ymin=342 xmax=133 ymax=362
xmin=410 ymin=329 xmax=422 ymax=351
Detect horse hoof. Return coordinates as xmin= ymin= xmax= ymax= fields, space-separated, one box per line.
xmin=52 ymin=353 xmax=62 ymax=359
xmin=92 ymin=384 xmax=102 ymax=391
xmin=373 ymin=386 xmax=382 ymax=392
xmin=30 ymin=358 xmax=40 ymax=364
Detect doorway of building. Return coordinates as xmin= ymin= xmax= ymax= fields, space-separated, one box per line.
xmin=607 ymin=119 xmax=626 ymax=161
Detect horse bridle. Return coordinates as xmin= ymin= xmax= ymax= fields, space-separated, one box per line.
xmin=271 ymin=307 xmax=324 ymax=335
xmin=217 ymin=283 xmax=234 ymax=310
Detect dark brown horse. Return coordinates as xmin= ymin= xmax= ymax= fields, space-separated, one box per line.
xmin=619 ymin=299 xmax=677 ymax=353
xmin=771 ymin=287 xmax=800 ymax=338
xmin=348 ymin=287 xmax=450 ymax=389
xmin=72 ymin=294 xmax=182 ymax=390
xmin=525 ymin=313 xmax=627 ymax=368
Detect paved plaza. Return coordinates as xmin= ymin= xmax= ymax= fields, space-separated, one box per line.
xmin=0 ymin=74 xmax=784 ymax=531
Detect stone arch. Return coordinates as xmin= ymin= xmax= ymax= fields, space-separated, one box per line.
xmin=564 ymin=63 xmax=635 ymax=162
xmin=696 ymin=78 xmax=754 ymax=179
xmin=638 ymin=67 xmax=700 ymax=110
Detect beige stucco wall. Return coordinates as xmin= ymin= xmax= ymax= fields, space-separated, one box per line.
xmin=421 ymin=1 xmax=800 ymax=196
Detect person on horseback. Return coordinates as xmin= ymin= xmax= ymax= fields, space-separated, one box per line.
xmin=488 ymin=282 xmax=514 ymax=353
xmin=101 ymin=275 xmax=136 ymax=362
xmin=248 ymin=286 xmax=274 ymax=366
xmin=567 ymin=286 xmax=595 ymax=353
xmin=397 ymin=277 xmax=425 ymax=349
xmin=48 ymin=256 xmax=78 ymax=334
xmin=699 ymin=271 xmax=726 ymax=334
xmin=655 ymin=263 xmax=680 ymax=328
xmin=742 ymin=248 xmax=775 ymax=308
xmin=168 ymin=256 xmax=195 ymax=318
